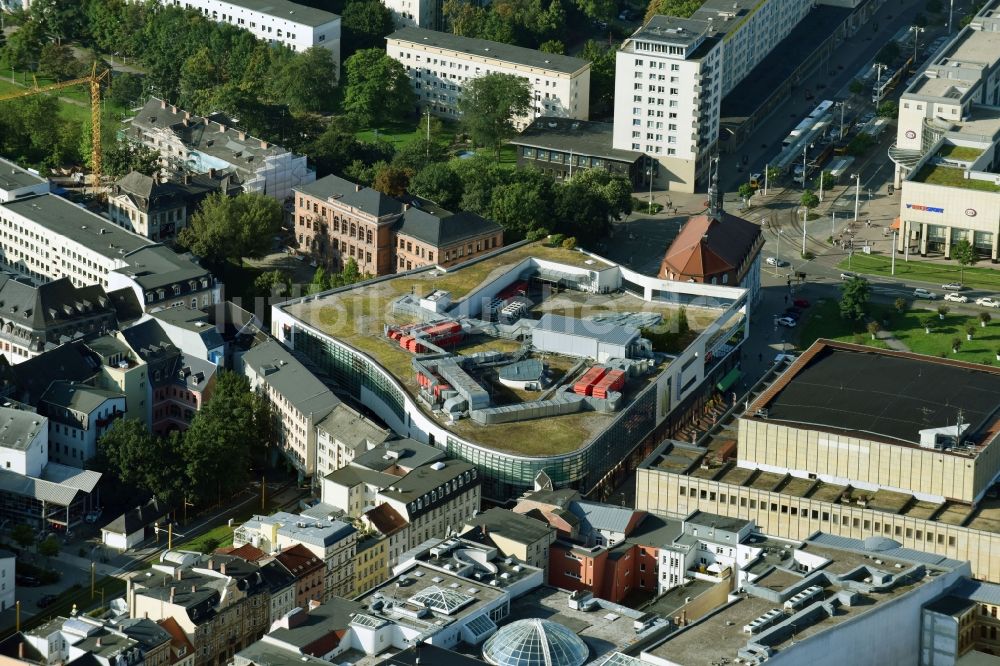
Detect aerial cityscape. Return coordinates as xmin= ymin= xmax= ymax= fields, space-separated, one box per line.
xmin=0 ymin=0 xmax=996 ymax=663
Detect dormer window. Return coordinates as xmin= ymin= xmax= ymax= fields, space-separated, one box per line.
xmin=173 ymin=285 xmax=181 ymax=296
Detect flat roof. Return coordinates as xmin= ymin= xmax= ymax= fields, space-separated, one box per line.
xmin=0 ymin=407 xmax=44 ymax=451
xmin=2 ymin=194 xmax=151 ymax=260
xmin=0 ymin=157 xmax=45 ymax=191
xmin=630 ymin=15 xmax=710 ymax=47
xmin=510 ymin=117 xmax=645 ymax=163
xmin=219 ymin=0 xmax=339 ymax=26
xmin=749 ymin=340 xmax=1000 ymax=448
xmin=387 ymin=27 xmax=589 ymax=75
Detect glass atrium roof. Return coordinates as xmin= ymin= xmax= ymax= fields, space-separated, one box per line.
xmin=408 ymin=585 xmax=475 ymax=615
xmin=482 ymin=619 xmax=589 ymax=666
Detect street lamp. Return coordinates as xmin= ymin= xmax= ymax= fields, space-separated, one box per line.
xmin=873 ymin=63 xmax=888 ymax=107
xmin=910 ymin=26 xmax=925 ymax=64
xmin=801 ymin=143 xmax=813 ymax=190
xmin=948 ymin=0 xmax=955 ymax=34
xmin=852 ymin=173 xmax=861 ymax=222
xmin=647 ymin=165 xmax=654 ymax=215
xmin=776 ymin=229 xmax=783 ymax=275
xmin=801 ymin=207 xmax=808 ymax=256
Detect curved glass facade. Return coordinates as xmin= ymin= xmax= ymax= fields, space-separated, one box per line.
xmin=482 ymin=619 xmax=589 ymax=666
xmin=292 ymin=323 xmax=661 ymax=499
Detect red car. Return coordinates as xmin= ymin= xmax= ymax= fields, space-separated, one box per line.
xmin=793 ymin=298 xmax=810 ymax=308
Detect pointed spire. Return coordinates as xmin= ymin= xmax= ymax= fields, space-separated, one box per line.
xmin=707 ymin=155 xmax=723 ymax=218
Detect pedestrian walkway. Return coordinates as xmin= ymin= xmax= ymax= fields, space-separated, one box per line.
xmin=874 ymin=327 xmax=909 ymax=351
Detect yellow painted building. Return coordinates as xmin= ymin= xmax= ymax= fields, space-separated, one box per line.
xmin=353 ymin=535 xmax=389 ymax=598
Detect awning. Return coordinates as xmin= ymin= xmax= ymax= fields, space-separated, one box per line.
xmin=716 ymin=367 xmax=743 ymax=393
xmin=891 ymin=217 xmax=901 ymax=230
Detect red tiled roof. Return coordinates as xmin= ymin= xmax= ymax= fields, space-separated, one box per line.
xmin=157 ymin=617 xmax=195 ymax=664
xmin=659 ymin=210 xmax=762 ymax=281
xmin=365 ymin=503 xmax=408 ymax=536
xmin=219 ymin=543 xmax=267 ymax=563
xmin=275 ymin=543 xmax=323 ymax=577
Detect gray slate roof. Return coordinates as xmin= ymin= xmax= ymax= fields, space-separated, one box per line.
xmin=220 ymin=0 xmax=340 ymax=26
xmin=40 ymin=381 xmax=123 ymax=416
xmin=463 ymin=507 xmax=553 ymax=545
xmin=511 ymin=117 xmax=645 ymax=163
xmin=242 ymin=340 xmax=338 ymax=419
xmin=0 ymin=407 xmax=45 ymax=452
xmin=569 ymin=501 xmax=639 ymax=535
xmin=103 ymin=499 xmax=169 ymax=537
xmin=395 ymin=207 xmax=501 ymax=249
xmin=116 ymin=245 xmax=211 ymax=291
xmin=0 ymin=156 xmax=46 ymax=190
xmin=533 ymin=313 xmax=639 ymax=346
xmin=296 ymin=174 xmax=404 ymax=218
xmin=315 ymin=404 xmax=391 ymax=455
xmin=351 ymin=439 xmax=442 ymax=473
xmin=388 ymin=27 xmax=589 ymax=75
xmin=265 ymin=597 xmax=365 ymax=649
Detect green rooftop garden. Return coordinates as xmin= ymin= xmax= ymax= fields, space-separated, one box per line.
xmin=913 ymin=163 xmax=1000 ymax=192
xmin=937 ymin=144 xmax=985 ymax=162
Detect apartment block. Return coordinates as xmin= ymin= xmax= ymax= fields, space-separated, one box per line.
xmin=0 ymin=156 xmax=49 ymax=203
xmin=386 ymin=27 xmax=590 ymax=129
xmin=39 ymin=381 xmax=125 ymax=468
xmin=128 ymin=98 xmax=316 ymax=202
xmin=156 ymin=0 xmax=341 ymax=61
xmin=239 ymin=339 xmax=338 ymax=480
xmin=382 ymin=0 xmax=437 ymax=28
xmin=233 ymin=510 xmax=357 ymax=600
xmin=293 ymin=174 xmax=502 ymax=276
xmin=460 ymin=507 xmax=555 ymax=573
xmin=314 ymin=402 xmax=391 ymax=479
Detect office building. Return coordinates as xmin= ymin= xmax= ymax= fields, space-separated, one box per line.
xmin=128 ymin=98 xmax=316 ymax=202
xmin=314 ymin=402 xmax=391 ymax=479
xmin=293 ymin=174 xmax=503 ymax=276
xmin=636 ymin=340 xmax=1000 ymax=583
xmin=891 ymin=0 xmax=1000 ymax=261
xmin=0 ymin=156 xmax=49 ymax=203
xmin=386 ymin=27 xmax=590 ymax=129
xmin=156 ymin=0 xmax=340 ymax=61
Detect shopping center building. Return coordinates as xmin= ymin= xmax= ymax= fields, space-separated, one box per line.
xmin=272 ymin=241 xmax=748 ymax=499
xmin=890 ymin=0 xmax=1000 ymax=259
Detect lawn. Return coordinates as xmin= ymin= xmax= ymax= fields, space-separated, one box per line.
xmin=938 ymin=144 xmax=984 ymax=162
xmin=912 ymin=163 xmax=1000 ymax=193
xmin=176 ymin=523 xmax=235 ymax=554
xmin=798 ymin=297 xmax=1000 ymax=366
xmin=838 ymin=254 xmax=1000 ymax=291
xmin=356 ymin=118 xmax=460 ymax=150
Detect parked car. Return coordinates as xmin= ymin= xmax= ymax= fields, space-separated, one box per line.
xmin=913 ymin=288 xmax=937 ymax=299
xmin=942 ymin=282 xmax=964 ymax=291
xmin=944 ymin=292 xmax=969 ymax=303
xmin=36 ymin=594 xmax=57 ymax=608
xmin=784 ymin=308 xmax=802 ymax=319
xmin=976 ymin=297 xmax=1000 ymax=308
xmin=793 ymin=298 xmax=810 ymax=308
xmin=776 ymin=316 xmax=797 ymax=328
xmin=840 ymin=271 xmax=857 ymax=280
xmin=766 ymin=257 xmax=789 ymax=267
xmin=16 ymin=575 xmax=41 ymax=587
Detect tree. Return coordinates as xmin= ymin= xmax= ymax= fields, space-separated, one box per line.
xmin=876 ymin=42 xmax=900 ymax=65
xmin=847 ymin=133 xmax=876 ymax=156
xmin=107 ymin=72 xmax=146 ymax=110
xmin=38 ymin=42 xmax=83 ymax=81
xmin=409 ymin=162 xmax=463 ymax=209
xmin=341 ymin=0 xmax=395 ymax=55
xmin=952 ymin=337 xmax=962 ymax=353
xmin=97 ymin=418 xmax=185 ymax=503
xmin=30 ymin=0 xmax=84 ymax=43
xmin=180 ymin=193 xmax=283 ymax=265
xmin=644 ymin=0 xmax=702 ymax=22
xmin=867 ymin=320 xmax=881 ymax=340
xmin=458 ymin=73 xmax=531 ymax=160
xmin=372 ymin=163 xmax=411 ymax=196
xmin=581 ymin=40 xmax=615 ymax=115
xmin=11 ymin=524 xmax=34 ymax=550
xmin=877 ymin=101 xmax=898 ymax=118
xmin=800 ymin=190 xmax=819 ymax=210
xmin=938 ymin=304 xmax=950 ymax=320
xmin=953 ymin=238 xmax=976 ymax=282
xmin=539 ymin=40 xmax=565 ymax=55
xmin=574 ymin=0 xmax=613 ymax=21
xmin=895 ymin=297 xmax=907 ymax=313
xmin=981 ymin=312 xmax=992 ymax=328
xmin=37 ymin=535 xmax=60 ymax=564
xmin=253 ymin=270 xmax=292 ymax=299
xmin=103 ymin=141 xmax=160 ymax=179
xmin=554 ymin=169 xmax=631 ymax=245
xmin=849 ymin=79 xmax=865 ymax=95
xmin=392 ymin=138 xmax=449 ymax=173
xmin=269 ymin=47 xmax=339 ymax=113
xmin=840 ymin=277 xmax=870 ymax=320
xmin=343 ymin=49 xmax=416 ymax=128
xmin=738 ymin=183 xmax=755 ymax=207
xmin=489 ymin=175 xmax=555 ymax=240
xmin=2 ymin=19 xmax=45 ymax=71
xmin=178 ymin=47 xmax=220 ymax=112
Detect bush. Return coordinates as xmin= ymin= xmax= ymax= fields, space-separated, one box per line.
xmin=547 ymin=233 xmax=565 ymax=247
xmin=561 ymin=237 xmax=577 ymax=250
xmin=802 ymin=251 xmax=815 ymax=260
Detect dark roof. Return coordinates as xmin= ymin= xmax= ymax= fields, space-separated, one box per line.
xmin=103 ymin=499 xmax=170 ymax=537
xmin=753 ymin=341 xmax=1000 ymax=447
xmin=218 ymin=0 xmax=339 ymax=27
xmin=116 ymin=245 xmax=211 ymax=291
xmin=385 ymin=645 xmax=490 ymax=665
xmin=924 ymin=595 xmax=977 ymax=617
xmin=113 ymin=171 xmax=242 ymax=213
xmin=659 ymin=209 xmax=762 ymax=280
xmin=387 ymin=27 xmax=589 ymax=75
xmin=107 ymin=287 xmax=144 ymax=325
xmin=258 ymin=559 xmax=297 ymax=593
xmin=351 ymin=438 xmax=441 ymax=472
xmin=395 ymin=206 xmax=502 ymax=248
xmin=0 ymin=275 xmax=115 ymax=333
xmin=510 ymin=117 xmax=645 ymax=163
xmin=275 ymin=544 xmax=324 ymax=578
xmin=0 ymin=156 xmax=46 ymax=190
xmin=10 ymin=341 xmax=101 ymax=405
xmin=463 ymin=507 xmax=554 ymax=545
xmin=265 ymin=598 xmax=364 ymax=652
xmin=0 ymin=633 xmax=45 ymax=663
xmin=295 ymin=174 xmax=403 ymax=218
xmin=721 ymin=5 xmax=852 ymax=122
xmin=116 ymin=618 xmax=173 ymax=652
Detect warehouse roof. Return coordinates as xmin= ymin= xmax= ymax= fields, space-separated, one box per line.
xmin=749 ymin=340 xmax=1000 ymax=448
xmin=388 ymin=27 xmax=590 ymax=74
xmin=0 ymin=407 xmax=44 ymax=452
xmin=0 ymin=156 xmax=45 ymax=191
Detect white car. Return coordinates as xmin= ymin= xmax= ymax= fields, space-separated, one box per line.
xmin=942 ymin=282 xmax=964 ymax=291
xmin=913 ymin=288 xmax=937 ymax=299
xmin=976 ymin=297 xmax=1000 ymax=308
xmin=944 ymin=292 xmax=969 ymax=303
xmin=766 ymin=257 xmax=789 ymax=267
xmin=776 ymin=316 xmax=797 ymax=328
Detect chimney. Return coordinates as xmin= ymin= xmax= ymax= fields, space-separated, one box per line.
xmin=217 ymin=121 xmax=227 ymax=133
xmin=355 ymin=184 xmax=362 ymax=192
xmin=238 ymin=131 xmax=246 ymax=141
xmin=18 ymin=643 xmax=24 ymax=659
xmin=209 ymin=168 xmax=216 ymax=179
xmin=171 ymin=105 xmax=177 ymax=114
xmin=191 ymin=585 xmax=196 ymax=594
xmin=169 ymin=587 xmax=175 ymax=603
xmin=403 ymin=203 xmax=410 ymax=211
xmin=96 ymin=638 xmax=102 ymax=648
xmin=184 ymin=111 xmax=191 ymax=120
xmin=220 ymin=563 xmax=226 ymax=576
xmin=183 ymin=173 xmax=191 ymax=185
xmin=208 ymin=558 xmax=214 ymax=570
xmin=259 ymin=139 xmax=268 ymax=149
xmin=308 ymin=599 xmax=321 ymax=611
xmin=160 ymin=99 xmax=166 ymax=109
xmin=177 ymin=569 xmax=182 ymax=580
xmin=182 ymin=118 xmax=189 ymax=127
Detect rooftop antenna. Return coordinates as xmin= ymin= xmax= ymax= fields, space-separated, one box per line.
xmin=957 ymin=408 xmax=964 ymax=446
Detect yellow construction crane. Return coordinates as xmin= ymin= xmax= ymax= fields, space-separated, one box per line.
xmin=0 ymin=62 xmax=111 ymax=192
